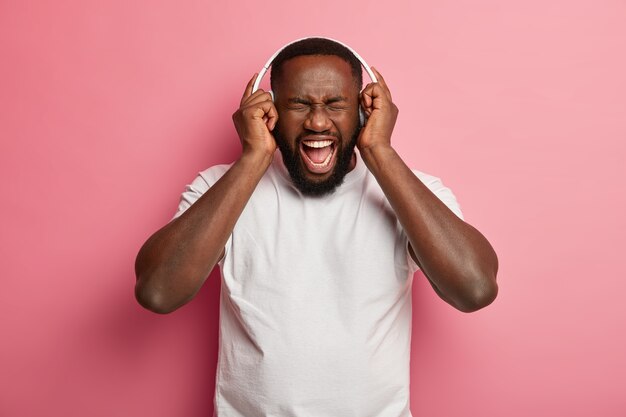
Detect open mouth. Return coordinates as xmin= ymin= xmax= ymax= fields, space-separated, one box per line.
xmin=299 ymin=138 xmax=337 ymax=174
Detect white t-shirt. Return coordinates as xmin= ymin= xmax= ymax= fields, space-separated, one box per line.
xmin=174 ymin=150 xmax=463 ymax=417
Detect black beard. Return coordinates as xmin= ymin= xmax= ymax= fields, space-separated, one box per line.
xmin=273 ymin=124 xmax=361 ymax=197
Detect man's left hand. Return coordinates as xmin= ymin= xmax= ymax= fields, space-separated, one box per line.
xmin=357 ymin=67 xmax=399 ymax=152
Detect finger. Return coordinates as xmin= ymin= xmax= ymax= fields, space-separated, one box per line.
xmin=360 ymin=83 xmax=377 ymax=108
xmin=371 ymin=67 xmax=386 ymax=87
xmin=251 ymin=100 xmax=279 ymax=131
xmin=265 ymin=102 xmax=279 ymax=131
xmin=360 ymin=98 xmax=373 ymax=117
xmin=243 ymin=90 xmax=273 ymax=107
xmin=360 ymin=90 xmax=371 ymax=111
xmin=240 ymin=73 xmax=258 ymax=106
xmin=371 ymin=67 xmax=392 ymax=100
xmin=241 ymin=89 xmax=271 ymax=107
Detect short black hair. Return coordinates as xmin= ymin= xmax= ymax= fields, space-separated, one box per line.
xmin=269 ymin=38 xmax=363 ymax=92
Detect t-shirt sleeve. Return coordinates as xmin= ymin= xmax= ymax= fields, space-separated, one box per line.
xmin=171 ymin=164 xmax=232 ymax=221
xmin=170 ymin=164 xmax=233 ymax=267
xmin=406 ymin=169 xmax=464 ymax=273
xmin=412 ymin=169 xmax=464 ymax=221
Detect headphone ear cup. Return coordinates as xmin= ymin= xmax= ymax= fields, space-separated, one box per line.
xmin=359 ymin=107 xmax=366 ymax=127
xmin=269 ymin=90 xmax=274 ymax=101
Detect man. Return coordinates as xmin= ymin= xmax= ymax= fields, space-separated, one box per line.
xmin=135 ymin=38 xmax=498 ymax=416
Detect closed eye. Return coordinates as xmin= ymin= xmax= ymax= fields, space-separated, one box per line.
xmin=286 ymin=98 xmax=310 ymax=111
xmin=286 ymin=96 xmax=350 ymax=111
xmin=325 ymin=96 xmax=349 ymax=112
xmin=287 ymin=104 xmax=308 ymax=111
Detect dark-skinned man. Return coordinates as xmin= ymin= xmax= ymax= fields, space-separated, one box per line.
xmin=135 ymin=38 xmax=498 ymax=417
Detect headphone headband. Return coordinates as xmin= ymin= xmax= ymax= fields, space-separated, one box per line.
xmin=251 ymin=36 xmax=377 ymax=94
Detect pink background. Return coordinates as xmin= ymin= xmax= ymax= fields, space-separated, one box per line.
xmin=1 ymin=0 xmax=625 ymax=415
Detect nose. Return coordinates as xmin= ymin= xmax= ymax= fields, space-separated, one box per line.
xmin=303 ymin=106 xmax=332 ymax=133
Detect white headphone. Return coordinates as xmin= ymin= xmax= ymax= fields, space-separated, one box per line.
xmin=251 ymin=36 xmax=377 ymax=126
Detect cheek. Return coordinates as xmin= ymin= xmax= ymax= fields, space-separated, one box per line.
xmin=277 ymin=112 xmax=304 ymax=133
xmin=334 ymin=114 xmax=359 ymax=137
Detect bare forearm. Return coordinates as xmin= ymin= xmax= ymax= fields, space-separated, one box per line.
xmin=360 ymin=144 xmax=498 ymax=312
xmin=135 ymin=151 xmax=272 ymax=313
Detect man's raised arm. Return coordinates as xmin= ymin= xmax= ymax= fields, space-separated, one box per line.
xmin=358 ymin=68 xmax=499 ymax=312
xmin=134 ymin=74 xmax=277 ymax=314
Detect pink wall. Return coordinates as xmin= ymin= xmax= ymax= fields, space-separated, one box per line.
xmin=1 ymin=0 xmax=624 ymax=415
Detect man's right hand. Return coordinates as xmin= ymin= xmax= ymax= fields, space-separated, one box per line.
xmin=232 ymin=73 xmax=278 ymax=157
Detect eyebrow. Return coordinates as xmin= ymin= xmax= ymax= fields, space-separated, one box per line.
xmin=287 ymin=96 xmax=348 ymax=105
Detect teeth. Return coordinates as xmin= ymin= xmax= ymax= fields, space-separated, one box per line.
xmin=302 ymin=140 xmax=333 ymax=148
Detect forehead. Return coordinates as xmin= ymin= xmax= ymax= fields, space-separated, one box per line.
xmin=275 ymin=55 xmax=358 ymax=99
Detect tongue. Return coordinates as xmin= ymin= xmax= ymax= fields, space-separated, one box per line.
xmin=303 ymin=145 xmax=332 ymax=164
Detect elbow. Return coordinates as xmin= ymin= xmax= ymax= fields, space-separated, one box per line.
xmin=455 ymin=251 xmax=499 ymax=313
xmin=134 ymin=279 xmax=179 ymax=315
xmin=455 ymin=274 xmax=499 ymax=313
xmin=134 ymin=252 xmax=181 ymax=314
